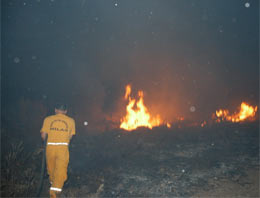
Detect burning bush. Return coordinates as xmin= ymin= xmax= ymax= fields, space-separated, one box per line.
xmin=213 ymin=102 xmax=258 ymax=123
xmin=120 ymin=84 xmax=170 ymax=131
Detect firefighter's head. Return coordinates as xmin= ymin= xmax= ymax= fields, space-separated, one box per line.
xmin=55 ymin=103 xmax=68 ymax=114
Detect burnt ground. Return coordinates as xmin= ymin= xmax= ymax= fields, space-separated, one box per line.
xmin=1 ymin=121 xmax=259 ymax=197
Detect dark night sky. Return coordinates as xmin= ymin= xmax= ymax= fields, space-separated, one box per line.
xmin=1 ymin=0 xmax=259 ymax=130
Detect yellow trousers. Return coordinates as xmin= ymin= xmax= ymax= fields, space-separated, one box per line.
xmin=46 ymin=145 xmax=69 ymax=198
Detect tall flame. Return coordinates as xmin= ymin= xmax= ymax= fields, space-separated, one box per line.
xmin=215 ymin=102 xmax=258 ymax=123
xmin=120 ymin=84 xmax=164 ymax=131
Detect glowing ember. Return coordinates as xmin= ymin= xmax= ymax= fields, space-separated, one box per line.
xmin=120 ymin=84 xmax=168 ymax=131
xmin=214 ymin=102 xmax=258 ymax=123
xmin=201 ymin=121 xmax=207 ymax=127
xmin=177 ymin=116 xmax=185 ymax=122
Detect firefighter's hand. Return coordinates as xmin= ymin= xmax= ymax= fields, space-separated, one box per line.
xmin=35 ymin=147 xmax=44 ymax=155
xmin=39 ymin=147 xmax=44 ymax=152
xmin=41 ymin=132 xmax=47 ymax=142
xmin=41 ymin=138 xmax=46 ymax=145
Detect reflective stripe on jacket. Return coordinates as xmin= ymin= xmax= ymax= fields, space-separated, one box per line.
xmin=47 ymin=142 xmax=68 ymax=145
xmin=50 ymin=187 xmax=62 ymax=192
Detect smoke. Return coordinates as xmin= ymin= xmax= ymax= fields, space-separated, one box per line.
xmin=2 ymin=0 xmax=258 ymax=132
xmin=69 ymin=29 xmax=258 ymax=131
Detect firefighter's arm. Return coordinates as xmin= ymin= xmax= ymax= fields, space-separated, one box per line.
xmin=41 ymin=132 xmax=47 ymax=141
xmin=40 ymin=118 xmax=49 ymax=141
xmin=69 ymin=119 xmax=76 ymax=140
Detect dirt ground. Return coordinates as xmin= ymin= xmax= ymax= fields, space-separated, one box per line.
xmin=60 ymin=122 xmax=259 ymax=197
xmin=192 ymin=168 xmax=259 ymax=197
xmin=1 ymin=121 xmax=259 ymax=197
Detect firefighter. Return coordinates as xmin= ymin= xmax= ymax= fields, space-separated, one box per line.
xmin=40 ymin=103 xmax=76 ymax=198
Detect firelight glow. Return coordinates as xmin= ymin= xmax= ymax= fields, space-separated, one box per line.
xmin=120 ymin=84 xmax=170 ymax=131
xmin=214 ymin=102 xmax=258 ymax=123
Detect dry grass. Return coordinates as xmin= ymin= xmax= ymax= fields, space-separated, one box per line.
xmin=1 ymin=140 xmax=40 ymax=197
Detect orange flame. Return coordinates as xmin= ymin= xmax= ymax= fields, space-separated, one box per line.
xmin=120 ymin=84 xmax=169 ymax=131
xmin=215 ymin=102 xmax=258 ymax=123
xmin=124 ymin=84 xmax=131 ymax=99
